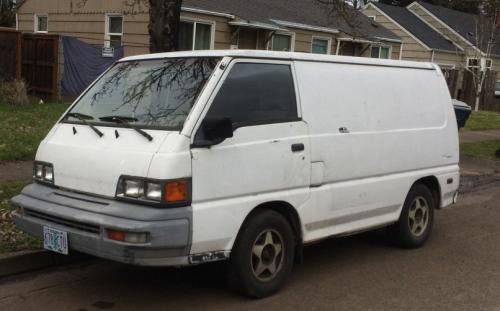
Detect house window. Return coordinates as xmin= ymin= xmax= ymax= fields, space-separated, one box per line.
xmin=467 ymin=58 xmax=480 ymax=69
xmin=271 ymin=33 xmax=294 ymax=52
xmin=482 ymin=58 xmax=492 ymax=70
xmin=371 ymin=46 xmax=390 ymax=59
xmin=178 ymin=20 xmax=213 ymax=51
xmin=312 ymin=37 xmax=331 ymax=54
xmin=368 ymin=16 xmax=376 ymax=21
xmin=34 ymin=14 xmax=48 ymax=33
xmin=105 ymin=15 xmax=123 ymax=48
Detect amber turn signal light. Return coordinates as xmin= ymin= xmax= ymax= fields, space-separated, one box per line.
xmin=165 ymin=181 xmax=188 ymax=202
xmin=107 ymin=229 xmax=125 ymax=242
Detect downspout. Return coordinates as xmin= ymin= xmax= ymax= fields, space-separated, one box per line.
xmin=431 ymin=50 xmax=435 ymax=63
xmin=336 ymin=39 xmax=341 ymax=55
xmin=399 ymin=43 xmax=404 ymax=60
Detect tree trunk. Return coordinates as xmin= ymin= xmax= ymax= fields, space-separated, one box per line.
xmin=474 ymin=94 xmax=481 ymax=112
xmin=148 ymin=0 xmax=182 ymax=53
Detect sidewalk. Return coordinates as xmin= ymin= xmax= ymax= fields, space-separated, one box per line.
xmin=0 ymin=161 xmax=33 ymax=182
xmin=459 ymin=129 xmax=500 ymax=143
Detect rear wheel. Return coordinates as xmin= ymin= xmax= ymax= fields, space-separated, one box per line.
xmin=225 ymin=209 xmax=295 ymax=298
xmin=390 ymin=183 xmax=435 ymax=248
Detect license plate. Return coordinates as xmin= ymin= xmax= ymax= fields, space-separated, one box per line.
xmin=43 ymin=226 xmax=69 ymax=255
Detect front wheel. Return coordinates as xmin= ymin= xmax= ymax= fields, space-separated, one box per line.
xmin=390 ymin=183 xmax=435 ymax=248
xmin=225 ymin=209 xmax=295 ymax=298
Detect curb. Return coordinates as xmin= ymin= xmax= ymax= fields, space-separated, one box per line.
xmin=0 ymin=249 xmax=91 ymax=278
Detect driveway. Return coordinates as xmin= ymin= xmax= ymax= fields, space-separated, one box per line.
xmin=0 ymin=161 xmax=33 ymax=182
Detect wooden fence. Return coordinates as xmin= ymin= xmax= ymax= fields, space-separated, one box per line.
xmin=0 ymin=27 xmax=21 ymax=81
xmin=458 ymin=70 xmax=500 ymax=113
xmin=21 ymin=33 xmax=60 ymax=99
xmin=443 ymin=69 xmax=459 ymax=97
xmin=0 ymin=28 xmax=60 ymax=100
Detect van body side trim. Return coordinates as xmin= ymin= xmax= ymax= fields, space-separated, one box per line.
xmin=305 ymin=204 xmax=401 ymax=231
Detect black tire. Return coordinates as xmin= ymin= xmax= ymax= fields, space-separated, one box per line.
xmin=390 ymin=183 xmax=435 ymax=249
xmin=225 ymin=209 xmax=295 ymax=298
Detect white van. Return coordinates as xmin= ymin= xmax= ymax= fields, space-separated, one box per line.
xmin=12 ymin=50 xmax=459 ymax=298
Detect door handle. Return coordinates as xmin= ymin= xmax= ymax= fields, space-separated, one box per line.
xmin=291 ymin=143 xmax=305 ymax=152
xmin=339 ymin=127 xmax=350 ymax=134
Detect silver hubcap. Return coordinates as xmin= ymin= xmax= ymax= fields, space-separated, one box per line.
xmin=251 ymin=230 xmax=284 ymax=282
xmin=408 ymin=196 xmax=429 ymax=237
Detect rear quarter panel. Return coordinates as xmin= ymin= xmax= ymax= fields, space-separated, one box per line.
xmin=294 ymin=61 xmax=459 ymax=242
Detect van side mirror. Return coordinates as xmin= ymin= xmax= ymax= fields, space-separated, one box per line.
xmin=193 ymin=117 xmax=234 ymax=147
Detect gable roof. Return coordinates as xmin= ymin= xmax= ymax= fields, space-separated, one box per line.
xmin=183 ymin=0 xmax=401 ymax=42
xmin=412 ymin=1 xmax=500 ymax=55
xmin=370 ymin=2 xmax=457 ymax=52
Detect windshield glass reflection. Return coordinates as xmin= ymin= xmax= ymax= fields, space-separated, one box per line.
xmin=66 ymin=57 xmax=220 ymax=130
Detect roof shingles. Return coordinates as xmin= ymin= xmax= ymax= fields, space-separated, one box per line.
xmin=373 ymin=2 xmax=457 ymax=52
xmin=415 ymin=1 xmax=500 ymax=55
xmin=183 ymin=0 xmax=401 ymax=42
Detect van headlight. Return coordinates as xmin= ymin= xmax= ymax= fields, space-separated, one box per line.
xmin=33 ymin=161 xmax=55 ymax=184
xmin=116 ymin=176 xmax=191 ymax=207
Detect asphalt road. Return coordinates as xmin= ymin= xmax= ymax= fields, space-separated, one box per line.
xmin=1 ymin=180 xmax=499 ymax=311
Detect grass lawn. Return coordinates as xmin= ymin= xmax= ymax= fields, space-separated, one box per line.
xmin=0 ymin=102 xmax=69 ymax=161
xmin=460 ymin=140 xmax=500 ymax=161
xmin=464 ymin=111 xmax=500 ymax=131
xmin=0 ymin=181 xmax=41 ymax=253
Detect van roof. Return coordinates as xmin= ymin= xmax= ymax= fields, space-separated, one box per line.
xmin=120 ymin=50 xmax=437 ymax=70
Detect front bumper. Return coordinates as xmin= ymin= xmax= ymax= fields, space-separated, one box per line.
xmin=11 ymin=183 xmax=192 ymax=266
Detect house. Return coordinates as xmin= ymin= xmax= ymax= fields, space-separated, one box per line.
xmin=363 ymin=2 xmax=462 ymax=68
xmin=407 ymin=1 xmax=500 ymax=74
xmin=363 ymin=1 xmax=500 ymax=101
xmin=15 ymin=0 xmax=402 ymax=59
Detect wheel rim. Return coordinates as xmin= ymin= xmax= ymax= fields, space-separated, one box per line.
xmin=408 ymin=196 xmax=430 ymax=237
xmin=251 ymin=229 xmax=285 ymax=282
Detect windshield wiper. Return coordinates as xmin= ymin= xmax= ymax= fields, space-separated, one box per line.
xmin=99 ymin=116 xmax=153 ymax=142
xmin=67 ymin=113 xmax=104 ymax=138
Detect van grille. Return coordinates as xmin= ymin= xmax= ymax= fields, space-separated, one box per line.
xmin=24 ymin=209 xmax=101 ymax=234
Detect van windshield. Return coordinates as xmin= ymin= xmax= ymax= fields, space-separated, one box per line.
xmin=65 ymin=57 xmax=220 ymax=130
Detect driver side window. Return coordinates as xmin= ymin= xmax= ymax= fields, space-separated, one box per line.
xmin=205 ymin=62 xmax=299 ymax=128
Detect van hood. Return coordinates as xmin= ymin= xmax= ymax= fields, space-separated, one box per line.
xmin=36 ymin=123 xmax=172 ymax=197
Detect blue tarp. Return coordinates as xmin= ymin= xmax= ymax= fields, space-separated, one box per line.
xmin=61 ymin=36 xmax=124 ymax=97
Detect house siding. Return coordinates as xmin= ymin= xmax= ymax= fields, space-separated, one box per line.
xmin=17 ymin=0 xmax=401 ymax=59
xmin=432 ymin=51 xmax=461 ymax=67
xmin=17 ymin=9 xmax=340 ymax=56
